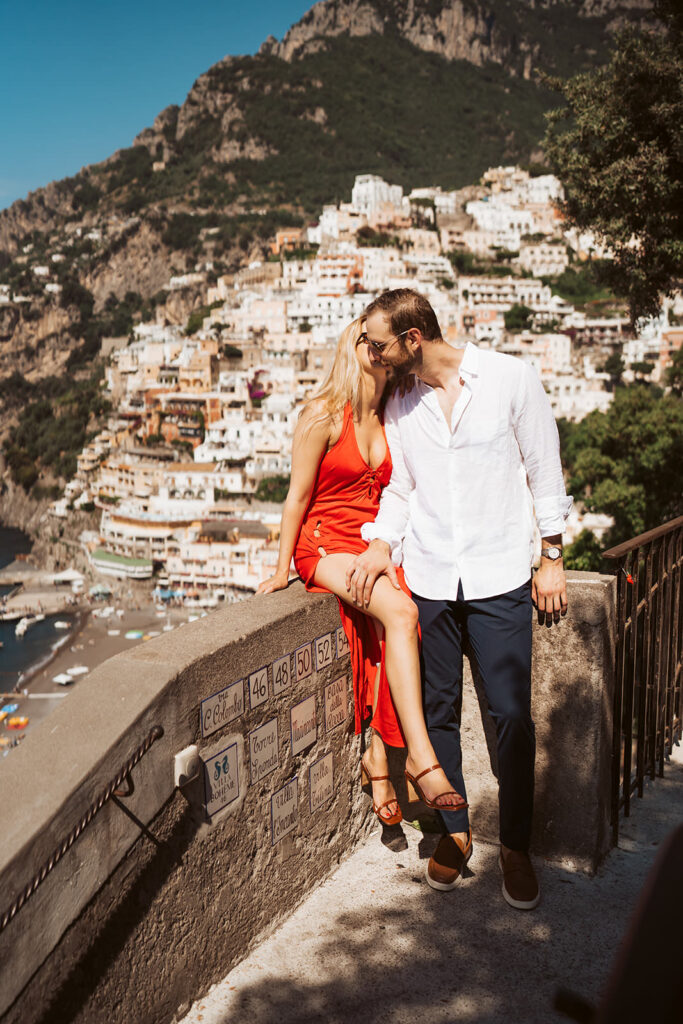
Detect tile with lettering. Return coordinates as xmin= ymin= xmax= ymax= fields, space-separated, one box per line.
xmin=309 ymin=753 xmax=334 ymax=813
xmin=201 ymin=679 xmax=244 ymax=739
xmin=324 ymin=675 xmax=348 ymax=733
xmin=272 ymin=654 xmax=291 ymax=697
xmin=248 ymin=665 xmax=268 ymax=710
xmin=315 ymin=632 xmax=334 ymax=671
xmin=335 ymin=625 xmax=350 ymax=659
xmin=290 ymin=694 xmax=317 ymax=756
xmin=271 ymin=777 xmax=298 ymax=845
xmin=249 ymin=718 xmax=279 ymax=784
xmin=295 ymin=642 xmax=313 ymax=683
xmin=203 ymin=741 xmax=239 ymax=816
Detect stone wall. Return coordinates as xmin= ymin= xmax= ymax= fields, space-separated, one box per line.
xmin=0 ymin=572 xmax=616 ymax=1024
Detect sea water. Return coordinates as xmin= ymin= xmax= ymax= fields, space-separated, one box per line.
xmin=0 ymin=526 xmax=78 ymax=691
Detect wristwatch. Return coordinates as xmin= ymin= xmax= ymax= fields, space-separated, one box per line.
xmin=541 ymin=546 xmax=563 ymax=561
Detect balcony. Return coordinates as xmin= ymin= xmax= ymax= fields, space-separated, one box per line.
xmin=0 ymin=569 xmax=680 ymax=1024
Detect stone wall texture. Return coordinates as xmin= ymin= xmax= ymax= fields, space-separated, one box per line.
xmin=0 ymin=572 xmax=616 ymax=1024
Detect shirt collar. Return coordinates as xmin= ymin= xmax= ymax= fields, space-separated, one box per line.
xmin=458 ymin=342 xmax=480 ymax=387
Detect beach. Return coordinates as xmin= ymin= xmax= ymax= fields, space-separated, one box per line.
xmin=1 ymin=600 xmax=204 ymax=755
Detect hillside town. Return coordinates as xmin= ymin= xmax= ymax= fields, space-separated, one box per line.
xmin=8 ymin=166 xmax=681 ymax=604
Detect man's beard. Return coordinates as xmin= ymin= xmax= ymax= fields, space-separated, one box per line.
xmin=384 ymin=339 xmax=418 ymax=377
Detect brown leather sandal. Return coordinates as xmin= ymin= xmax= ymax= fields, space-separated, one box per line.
xmin=361 ymin=755 xmax=402 ymax=826
xmin=404 ymin=763 xmax=468 ymax=811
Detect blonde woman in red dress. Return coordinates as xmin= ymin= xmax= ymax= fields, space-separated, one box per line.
xmin=257 ymin=317 xmax=465 ymax=825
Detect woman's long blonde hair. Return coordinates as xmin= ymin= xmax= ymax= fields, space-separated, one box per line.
xmin=303 ymin=316 xmax=367 ymax=426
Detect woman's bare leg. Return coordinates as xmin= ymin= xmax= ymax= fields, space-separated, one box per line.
xmin=313 ymin=553 xmax=462 ymax=807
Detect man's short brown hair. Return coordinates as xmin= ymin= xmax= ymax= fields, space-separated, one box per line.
xmin=364 ymin=288 xmax=443 ymax=342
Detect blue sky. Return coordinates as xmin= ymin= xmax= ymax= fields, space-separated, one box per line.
xmin=0 ymin=0 xmax=315 ymax=210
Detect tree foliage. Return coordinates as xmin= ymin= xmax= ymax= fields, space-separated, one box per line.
xmin=543 ymin=1 xmax=683 ymax=323
xmin=562 ymin=384 xmax=683 ymax=546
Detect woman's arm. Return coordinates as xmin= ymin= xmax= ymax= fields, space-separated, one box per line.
xmin=256 ymin=404 xmax=331 ymax=594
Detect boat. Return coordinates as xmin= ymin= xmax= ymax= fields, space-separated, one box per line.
xmin=53 ymin=673 xmax=74 ymax=686
xmin=15 ymin=617 xmax=31 ymax=637
xmin=7 ymin=716 xmax=29 ymax=730
xmin=53 ymin=620 xmax=70 ymax=630
xmin=66 ymin=666 xmax=89 ymax=677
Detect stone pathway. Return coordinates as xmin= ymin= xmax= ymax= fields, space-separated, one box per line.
xmin=181 ymin=748 xmax=683 ymax=1024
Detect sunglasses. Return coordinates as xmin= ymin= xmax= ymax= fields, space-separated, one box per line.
xmin=358 ymin=328 xmax=413 ymax=354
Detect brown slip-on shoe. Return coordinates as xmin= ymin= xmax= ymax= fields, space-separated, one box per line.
xmin=426 ymin=830 xmax=473 ymax=891
xmin=499 ymin=848 xmax=540 ymax=910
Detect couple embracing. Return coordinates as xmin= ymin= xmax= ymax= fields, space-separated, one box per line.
xmin=258 ymin=288 xmax=571 ymax=911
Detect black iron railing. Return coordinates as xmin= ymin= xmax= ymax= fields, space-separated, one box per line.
xmin=604 ymin=516 xmax=683 ymax=843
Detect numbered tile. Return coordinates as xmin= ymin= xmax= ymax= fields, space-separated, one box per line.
xmin=335 ymin=626 xmax=350 ymax=659
xmin=295 ymin=642 xmax=313 ymax=682
xmin=248 ymin=666 xmax=268 ymax=710
xmin=272 ymin=654 xmax=291 ymax=696
xmin=271 ymin=777 xmax=298 ymax=845
xmin=309 ymin=753 xmax=334 ymax=813
xmin=249 ymin=718 xmax=279 ymax=784
xmin=203 ymin=741 xmax=239 ymax=816
xmin=315 ymin=632 xmax=334 ymax=671
xmin=324 ymin=676 xmax=348 ymax=733
xmin=290 ymin=694 xmax=317 ymax=755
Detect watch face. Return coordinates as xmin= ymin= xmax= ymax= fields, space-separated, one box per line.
xmin=544 ymin=548 xmax=561 ymax=560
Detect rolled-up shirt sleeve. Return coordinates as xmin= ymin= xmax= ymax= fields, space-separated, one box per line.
xmin=512 ymin=362 xmax=573 ymax=537
xmin=360 ymin=400 xmax=414 ymax=564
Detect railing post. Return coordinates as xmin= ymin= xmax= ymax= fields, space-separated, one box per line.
xmin=604 ymin=515 xmax=683 ymax=840
xmin=623 ymin=550 xmax=638 ymax=817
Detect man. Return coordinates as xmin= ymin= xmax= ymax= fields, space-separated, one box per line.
xmin=346 ymin=288 xmax=571 ymax=910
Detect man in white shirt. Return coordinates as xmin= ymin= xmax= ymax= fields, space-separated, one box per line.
xmin=346 ymin=288 xmax=572 ymax=910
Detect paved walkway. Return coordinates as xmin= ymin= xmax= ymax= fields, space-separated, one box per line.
xmin=181 ymin=749 xmax=683 ymax=1024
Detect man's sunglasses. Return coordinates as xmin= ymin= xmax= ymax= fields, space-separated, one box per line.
xmin=358 ymin=327 xmax=412 ymax=354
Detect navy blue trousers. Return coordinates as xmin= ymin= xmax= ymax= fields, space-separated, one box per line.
xmin=412 ymin=580 xmax=535 ymax=851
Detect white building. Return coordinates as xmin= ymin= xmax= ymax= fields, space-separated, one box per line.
xmin=351 ymin=175 xmax=404 ymax=215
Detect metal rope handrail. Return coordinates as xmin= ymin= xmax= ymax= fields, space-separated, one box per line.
xmin=0 ymin=725 xmax=164 ymax=934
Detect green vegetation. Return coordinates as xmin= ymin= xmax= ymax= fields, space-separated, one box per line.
xmin=666 ymin=347 xmax=683 ymax=393
xmin=541 ymin=262 xmax=617 ymax=308
xmin=543 ymin=1 xmax=683 ymax=323
xmin=560 ymin=384 xmax=683 ymax=564
xmin=255 ymin=475 xmax=290 ymax=503
xmin=356 ymin=226 xmax=400 ymax=248
xmin=3 ymin=373 xmax=111 ymax=491
xmin=504 ymin=304 xmax=533 ymax=332
xmin=186 ymin=300 xmax=222 ymax=336
xmin=563 ymin=529 xmax=610 ymax=573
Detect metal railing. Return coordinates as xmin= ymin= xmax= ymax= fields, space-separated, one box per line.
xmin=604 ymin=516 xmax=683 ymax=843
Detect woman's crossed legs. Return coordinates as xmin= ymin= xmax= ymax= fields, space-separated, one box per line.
xmin=312 ymin=552 xmax=463 ymax=812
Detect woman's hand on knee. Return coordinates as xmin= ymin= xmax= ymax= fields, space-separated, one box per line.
xmin=345 ymin=540 xmax=400 ymax=607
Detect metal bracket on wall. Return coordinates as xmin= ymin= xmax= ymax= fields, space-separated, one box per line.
xmin=0 ymin=725 xmax=164 ymax=935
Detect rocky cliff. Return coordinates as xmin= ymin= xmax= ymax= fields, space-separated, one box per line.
xmin=261 ymin=0 xmax=653 ymax=75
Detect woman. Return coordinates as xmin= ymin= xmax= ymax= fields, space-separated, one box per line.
xmin=257 ymin=317 xmax=465 ymax=825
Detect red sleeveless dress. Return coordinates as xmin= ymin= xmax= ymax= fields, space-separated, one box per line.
xmin=294 ymin=402 xmax=407 ymax=748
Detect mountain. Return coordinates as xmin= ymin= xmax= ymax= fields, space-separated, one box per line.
xmin=0 ymin=0 xmax=653 ymax=384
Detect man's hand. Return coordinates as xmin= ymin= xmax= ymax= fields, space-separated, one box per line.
xmin=345 ymin=539 xmax=400 ymax=607
xmin=531 ymin=560 xmax=568 ymax=626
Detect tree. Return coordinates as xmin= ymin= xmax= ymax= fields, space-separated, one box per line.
xmin=543 ymin=1 xmax=683 ymax=324
xmin=563 ymin=383 xmax=683 ymax=545
xmin=504 ymin=304 xmax=533 ymax=332
xmin=563 ymin=529 xmax=608 ymax=573
xmin=666 ymin=346 xmax=683 ymax=393
xmin=255 ymin=475 xmax=290 ymax=503
xmin=630 ymin=360 xmax=655 ymax=378
xmin=599 ymin=352 xmax=625 ymax=389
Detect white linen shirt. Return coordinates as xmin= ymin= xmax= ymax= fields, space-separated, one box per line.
xmin=360 ymin=342 xmax=573 ymax=600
